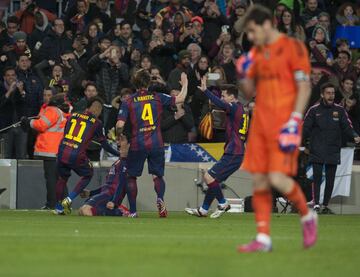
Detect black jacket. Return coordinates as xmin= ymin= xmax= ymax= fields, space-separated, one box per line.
xmin=303 ymin=101 xmax=357 ymax=164
xmin=38 ymin=30 xmax=73 ymax=62
xmin=0 ymin=84 xmax=26 ymax=129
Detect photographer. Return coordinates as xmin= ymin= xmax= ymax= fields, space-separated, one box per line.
xmin=303 ymin=82 xmax=360 ymax=214
xmin=15 ymin=0 xmax=56 ymax=35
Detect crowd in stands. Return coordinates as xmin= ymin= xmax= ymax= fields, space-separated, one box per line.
xmin=0 ymin=0 xmax=359 ymax=160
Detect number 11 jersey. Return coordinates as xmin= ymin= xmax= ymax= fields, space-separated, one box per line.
xmin=58 ymin=111 xmax=106 ymax=164
xmin=118 ymin=90 xmax=175 ymax=151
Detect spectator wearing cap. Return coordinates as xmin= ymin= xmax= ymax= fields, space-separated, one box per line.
xmin=167 ymin=49 xmax=191 ymax=90
xmin=14 ymin=0 xmax=56 ymax=35
xmin=178 ymin=16 xmax=205 ymax=50
xmin=112 ymin=21 xmax=144 ymax=54
xmin=1 ymin=31 xmax=31 ymax=68
xmin=38 ymin=18 xmax=72 ymax=62
xmin=148 ymin=28 xmax=176 ymax=80
xmin=201 ymin=1 xmax=229 ymax=53
xmin=0 ymin=16 xmax=19 ymax=54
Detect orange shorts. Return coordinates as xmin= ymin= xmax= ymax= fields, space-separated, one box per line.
xmin=242 ymin=113 xmax=299 ymax=176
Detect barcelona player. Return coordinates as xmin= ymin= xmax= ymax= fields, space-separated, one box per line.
xmin=116 ymin=70 xmax=188 ymax=217
xmin=236 ymin=5 xmax=317 ymax=252
xmin=78 ymin=135 xmax=129 ymax=217
xmin=54 ymin=97 xmax=120 ymax=215
xmin=185 ymin=81 xmax=248 ymax=218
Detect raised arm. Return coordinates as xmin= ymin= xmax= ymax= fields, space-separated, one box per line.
xmin=175 ymin=73 xmax=188 ymax=104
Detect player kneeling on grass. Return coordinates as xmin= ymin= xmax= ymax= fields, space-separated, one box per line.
xmin=185 ymin=78 xmax=248 ymax=218
xmin=79 ymin=135 xmax=130 ymax=217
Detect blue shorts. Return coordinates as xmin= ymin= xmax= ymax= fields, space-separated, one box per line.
xmin=86 ymin=192 xmax=122 ymax=216
xmin=208 ymin=154 xmax=243 ymax=182
xmin=127 ymin=148 xmax=165 ymax=177
xmin=57 ymin=159 xmax=93 ymax=179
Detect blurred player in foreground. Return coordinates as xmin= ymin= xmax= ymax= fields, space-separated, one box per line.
xmin=235 ymin=5 xmax=317 ymax=252
xmin=54 ymin=97 xmax=120 ymax=215
xmin=116 ymin=70 xmax=188 ymax=218
xmin=79 ymin=135 xmax=130 ymax=217
xmin=185 ymin=80 xmax=248 ymax=218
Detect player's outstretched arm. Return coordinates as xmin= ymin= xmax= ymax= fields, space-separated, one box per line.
xmin=175 ymin=73 xmax=188 ymax=104
xmin=197 ymin=76 xmax=228 ymax=110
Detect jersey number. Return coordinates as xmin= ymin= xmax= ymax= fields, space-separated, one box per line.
xmin=239 ymin=114 xmax=249 ymax=135
xmin=141 ymin=103 xmax=154 ymax=125
xmin=65 ymin=119 xmax=87 ymax=143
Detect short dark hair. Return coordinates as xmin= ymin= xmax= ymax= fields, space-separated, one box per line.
xmin=120 ymin=20 xmax=131 ymax=28
xmin=342 ymin=76 xmax=354 ymax=83
xmin=219 ymin=84 xmax=238 ymax=98
xmin=86 ymin=96 xmax=104 ymax=108
xmin=3 ymin=66 xmax=16 ymax=75
xmin=119 ymin=88 xmax=133 ymax=97
xmin=16 ymin=54 xmax=29 ymax=61
xmin=238 ymin=4 xmax=273 ymax=30
xmin=132 ymin=69 xmax=151 ymax=89
xmin=337 ymin=50 xmax=351 ymax=60
xmin=7 ymin=16 xmax=19 ymax=25
xmin=320 ymin=82 xmax=336 ymax=94
xmin=84 ymin=81 xmax=97 ymax=90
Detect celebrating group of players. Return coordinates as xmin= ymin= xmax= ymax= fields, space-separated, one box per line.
xmin=52 ymin=5 xmax=318 ymax=253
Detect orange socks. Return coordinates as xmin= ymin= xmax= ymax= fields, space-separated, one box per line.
xmin=252 ymin=189 xmax=273 ymax=235
xmin=285 ymin=182 xmax=309 ymax=216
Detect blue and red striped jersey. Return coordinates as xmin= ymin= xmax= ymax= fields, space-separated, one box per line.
xmin=117 ymin=90 xmax=175 ymax=151
xmin=58 ymin=111 xmax=106 ymax=164
xmin=205 ymin=90 xmax=248 ymax=155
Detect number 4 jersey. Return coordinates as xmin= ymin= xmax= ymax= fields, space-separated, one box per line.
xmin=117 ymin=90 xmax=175 ymax=151
xmin=58 ymin=111 xmax=106 ymax=164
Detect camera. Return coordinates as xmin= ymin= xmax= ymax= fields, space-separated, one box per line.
xmin=221 ymin=25 xmax=229 ymax=34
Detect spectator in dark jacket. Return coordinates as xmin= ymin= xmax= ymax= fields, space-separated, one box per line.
xmin=161 ymin=89 xmax=195 ymax=143
xmin=112 ymin=21 xmax=144 ymax=53
xmin=167 ymin=49 xmax=191 ymax=90
xmin=38 ymin=18 xmax=72 ymax=62
xmin=303 ymin=82 xmax=360 ymax=214
xmin=88 ymin=45 xmax=129 ymax=128
xmin=0 ymin=16 xmax=19 ymax=55
xmin=0 ymin=67 xmax=27 ymax=158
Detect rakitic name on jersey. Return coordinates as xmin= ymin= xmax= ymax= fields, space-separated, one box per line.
xmin=134 ymin=95 xmax=155 ymax=102
xmin=139 ymin=125 xmax=156 ymax=132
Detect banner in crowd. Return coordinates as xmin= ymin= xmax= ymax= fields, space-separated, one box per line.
xmin=164 ymin=143 xmax=225 ymax=162
xmin=306 ymin=148 xmax=354 ymax=202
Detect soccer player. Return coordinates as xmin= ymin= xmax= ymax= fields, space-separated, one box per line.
xmin=116 ymin=70 xmax=188 ymax=217
xmin=235 ymin=5 xmax=317 ymax=252
xmin=185 ymin=80 xmax=248 ymax=218
xmin=78 ymin=135 xmax=130 ymax=217
xmin=54 ymin=97 xmax=120 ymax=215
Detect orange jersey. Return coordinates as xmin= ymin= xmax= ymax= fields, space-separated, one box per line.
xmin=241 ymin=35 xmax=310 ymax=175
xmin=247 ymin=35 xmax=311 ymax=112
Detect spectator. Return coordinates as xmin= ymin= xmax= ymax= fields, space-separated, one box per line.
xmin=34 ymin=60 xmax=69 ymax=93
xmin=302 ymin=0 xmax=323 ymax=36
xmin=335 ymin=2 xmax=359 ymax=26
xmin=171 ymin=11 xmax=186 ymax=41
xmin=308 ymin=25 xmax=333 ymax=65
xmin=1 ymin=31 xmax=32 ymax=68
xmin=84 ymin=22 xmax=102 ymax=54
xmin=317 ymin=12 xmax=332 ymax=36
xmin=87 ymin=45 xmax=129 ymax=128
xmin=73 ymin=81 xmax=98 ymax=113
xmin=339 ymin=77 xmax=355 ymax=100
xmin=167 ymin=49 xmax=191 ymax=90
xmin=333 ymin=51 xmax=358 ymax=83
xmin=303 ymin=82 xmax=360 ymax=214
xmin=113 ymin=21 xmax=144 ymax=54
xmin=148 ymin=28 xmax=176 ymax=79
xmin=187 ymin=43 xmax=202 ymax=68
xmin=208 ymin=29 xmax=232 ymax=61
xmin=0 ymin=67 xmax=27 ymax=159
xmin=161 ymin=89 xmax=195 ymax=143
xmin=0 ymin=16 xmax=19 ymax=55
xmin=14 ymin=0 xmax=56 ymax=35
xmin=38 ymin=18 xmax=73 ymax=62
xmin=156 ymin=0 xmax=193 ymax=29
xmin=277 ymin=7 xmax=306 ymax=41
xmin=342 ymin=94 xmax=360 ymax=136
xmin=72 ymin=34 xmax=91 ymax=71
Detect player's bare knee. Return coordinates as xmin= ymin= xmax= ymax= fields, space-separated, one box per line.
xmin=268 ymin=173 xmax=292 ymax=192
xmin=253 ymin=174 xmax=269 ymax=190
xmin=204 ymin=172 xmax=214 ymax=184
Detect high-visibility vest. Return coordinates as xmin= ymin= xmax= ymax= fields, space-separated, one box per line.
xmin=30 ymin=105 xmax=67 ymax=158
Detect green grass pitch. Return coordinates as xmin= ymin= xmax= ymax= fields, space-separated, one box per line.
xmin=0 ymin=211 xmax=359 ymax=277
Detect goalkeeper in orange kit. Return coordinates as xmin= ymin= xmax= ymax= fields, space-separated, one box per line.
xmin=235 ymin=5 xmax=318 ymax=252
